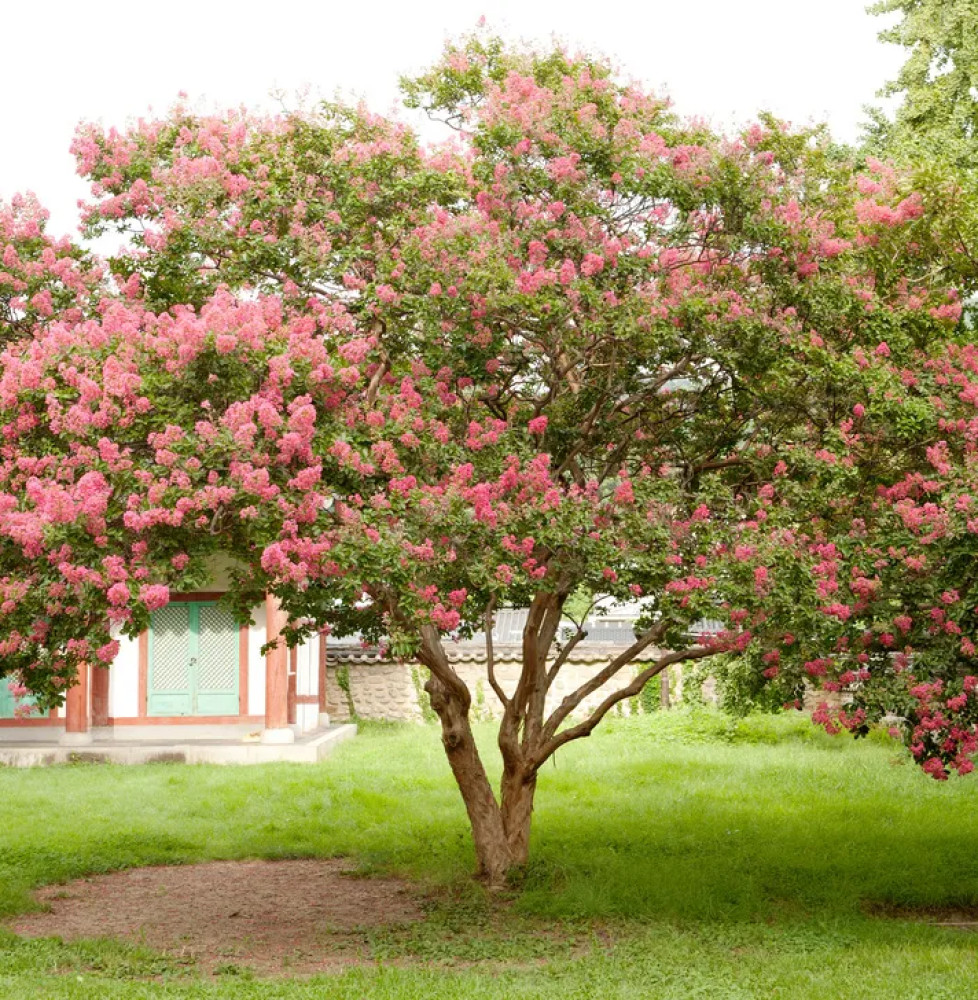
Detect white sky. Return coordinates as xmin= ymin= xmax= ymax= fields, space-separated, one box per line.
xmin=5 ymin=0 xmax=902 ymax=238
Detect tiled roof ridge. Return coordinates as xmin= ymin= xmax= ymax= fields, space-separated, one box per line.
xmin=326 ymin=641 xmax=662 ymax=665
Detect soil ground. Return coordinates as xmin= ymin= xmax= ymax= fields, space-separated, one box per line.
xmin=10 ymin=859 xmax=424 ymax=975
xmin=862 ymin=901 xmax=978 ymax=929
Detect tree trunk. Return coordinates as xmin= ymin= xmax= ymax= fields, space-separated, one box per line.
xmin=426 ymin=674 xmax=517 ymax=886
xmin=500 ymin=766 xmax=537 ymax=868
xmin=418 ymin=623 xmax=547 ymax=886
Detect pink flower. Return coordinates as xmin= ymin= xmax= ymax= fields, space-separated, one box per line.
xmin=139 ymin=584 xmax=170 ymax=610
xmin=261 ymin=543 xmax=290 ymax=573
xmin=853 ymin=404 xmax=865 ymax=418
xmin=338 ymin=339 xmax=372 ymax=363
xmin=528 ymin=415 xmax=548 ymax=435
xmin=580 ymin=253 xmax=605 ymax=276
xmin=430 ymin=604 xmax=461 ymax=631
xmin=614 ymin=480 xmax=635 ymax=504
xmin=96 ymin=640 xmax=120 ymax=663
xmin=106 ymin=582 xmax=130 ymax=606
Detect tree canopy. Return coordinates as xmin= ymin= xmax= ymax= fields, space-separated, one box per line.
xmin=1 ymin=30 xmax=973 ymax=881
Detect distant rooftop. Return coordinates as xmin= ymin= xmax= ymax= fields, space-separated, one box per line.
xmin=327 ymin=605 xmax=723 ymax=661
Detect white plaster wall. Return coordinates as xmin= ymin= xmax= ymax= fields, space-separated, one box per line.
xmin=296 ymin=637 xmax=316 ymax=697
xmin=295 ymin=634 xmax=319 ymax=732
xmin=247 ymin=604 xmax=267 ymax=717
xmin=200 ymin=554 xmax=245 ymax=590
xmin=110 ymin=631 xmax=140 ymax=719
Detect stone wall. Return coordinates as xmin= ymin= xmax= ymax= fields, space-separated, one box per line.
xmin=325 ymin=658 xmax=424 ymax=722
xmin=324 ymin=643 xmax=684 ymax=723
xmin=322 ymin=641 xmax=840 ymax=724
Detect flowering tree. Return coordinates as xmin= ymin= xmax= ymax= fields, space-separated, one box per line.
xmin=0 ymin=193 xmax=103 ymax=346
xmin=726 ymin=335 xmax=978 ymax=783
xmin=680 ymin=152 xmax=978 ymax=783
xmin=0 ymin=33 xmax=966 ymax=882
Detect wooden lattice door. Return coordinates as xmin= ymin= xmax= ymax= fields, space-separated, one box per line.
xmin=148 ymin=602 xmax=239 ymax=716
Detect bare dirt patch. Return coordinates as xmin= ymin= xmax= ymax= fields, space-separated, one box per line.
xmin=864 ymin=901 xmax=978 ymax=930
xmin=9 ymin=858 xmax=425 ymax=975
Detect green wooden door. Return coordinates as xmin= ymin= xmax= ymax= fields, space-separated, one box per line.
xmin=148 ymin=602 xmax=239 ymax=716
xmin=194 ymin=604 xmax=241 ymax=716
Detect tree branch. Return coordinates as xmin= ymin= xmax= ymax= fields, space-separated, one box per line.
xmin=530 ymin=645 xmax=714 ymax=768
xmin=365 ymin=355 xmax=391 ymax=407
xmin=540 ymin=623 xmax=666 ymax=742
xmin=515 ymin=592 xmax=565 ymax=750
xmin=483 ymin=598 xmax=510 ymax=708
xmin=416 ymin=624 xmax=471 ymax=709
xmin=544 ymin=625 xmax=588 ymax=692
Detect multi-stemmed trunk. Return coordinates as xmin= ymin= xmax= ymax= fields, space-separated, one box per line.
xmin=417 ymin=601 xmax=713 ymax=888
xmin=425 ymin=670 xmax=538 ymax=885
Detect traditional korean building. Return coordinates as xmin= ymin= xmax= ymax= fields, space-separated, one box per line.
xmin=0 ymin=570 xmax=331 ymax=752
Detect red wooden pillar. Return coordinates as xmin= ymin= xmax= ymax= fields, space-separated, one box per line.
xmin=91 ymin=664 xmax=110 ymax=728
xmin=61 ymin=661 xmax=92 ymax=745
xmin=261 ymin=595 xmax=294 ymax=744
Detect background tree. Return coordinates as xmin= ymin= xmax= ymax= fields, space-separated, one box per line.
xmin=862 ymin=0 xmax=978 ymax=324
xmin=0 ymin=32 xmax=966 ymax=882
xmin=866 ymin=0 xmax=978 ymax=167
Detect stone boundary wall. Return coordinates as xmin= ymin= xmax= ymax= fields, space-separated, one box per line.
xmin=322 ymin=642 xmax=839 ymax=723
xmin=324 ymin=643 xmax=700 ymax=723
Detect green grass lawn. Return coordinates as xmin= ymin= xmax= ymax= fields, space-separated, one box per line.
xmin=2 ymin=710 xmax=978 ymax=998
